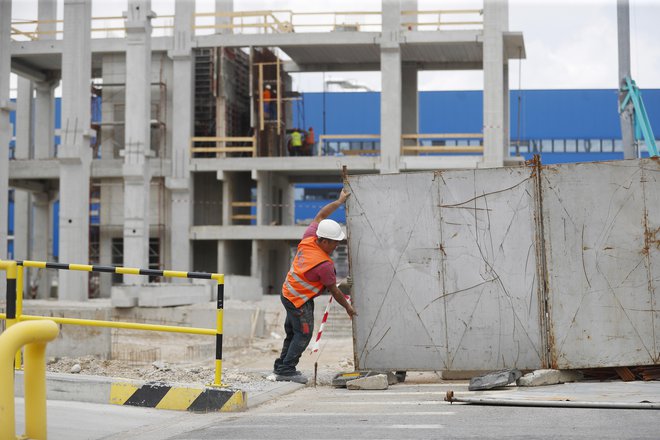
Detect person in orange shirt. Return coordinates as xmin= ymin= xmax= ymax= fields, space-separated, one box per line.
xmin=273 ymin=189 xmax=356 ymax=384
xmin=262 ymin=84 xmax=272 ymax=120
xmin=304 ymin=126 xmax=315 ymax=155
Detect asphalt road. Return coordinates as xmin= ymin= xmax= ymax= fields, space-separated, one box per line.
xmin=15 ymin=382 xmax=660 ymax=439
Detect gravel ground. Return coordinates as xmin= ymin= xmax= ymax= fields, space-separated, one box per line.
xmin=45 ymin=334 xmax=356 ymax=390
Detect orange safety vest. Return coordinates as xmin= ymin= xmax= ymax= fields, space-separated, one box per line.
xmin=282 ymin=236 xmax=332 ymax=308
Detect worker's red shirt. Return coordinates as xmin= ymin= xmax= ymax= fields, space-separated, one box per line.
xmin=302 ymin=223 xmax=337 ymax=287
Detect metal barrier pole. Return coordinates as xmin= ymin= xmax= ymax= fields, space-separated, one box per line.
xmin=214 ymin=281 xmax=224 ymax=386
xmin=15 ymin=265 xmax=24 ymax=370
xmin=0 ymin=320 xmax=59 ymax=440
xmin=2 ymin=260 xmax=17 ymax=330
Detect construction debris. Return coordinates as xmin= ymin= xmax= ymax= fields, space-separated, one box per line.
xmin=517 ymin=369 xmax=583 ymax=387
xmin=346 ymin=374 xmax=389 ymax=390
xmin=468 ymin=369 xmax=522 ymax=391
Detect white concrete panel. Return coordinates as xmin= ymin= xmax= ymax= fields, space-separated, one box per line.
xmin=542 ymin=159 xmax=660 ymax=368
xmin=436 ymin=166 xmax=542 ymax=371
xmin=347 ymin=172 xmax=446 ymax=370
xmin=347 ymin=167 xmax=543 ymax=372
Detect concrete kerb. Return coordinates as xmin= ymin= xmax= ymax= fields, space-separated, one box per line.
xmin=12 ymin=371 xmax=303 ymax=413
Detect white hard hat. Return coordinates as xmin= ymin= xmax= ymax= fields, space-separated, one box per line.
xmin=265 ymin=84 xmax=271 ymax=89
xmin=317 ymin=219 xmax=345 ymax=241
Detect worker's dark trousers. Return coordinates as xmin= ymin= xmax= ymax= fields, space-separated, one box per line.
xmin=274 ymin=295 xmax=314 ymax=375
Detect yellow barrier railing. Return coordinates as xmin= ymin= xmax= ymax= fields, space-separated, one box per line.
xmin=401 ymin=133 xmax=484 ymax=155
xmin=317 ymin=134 xmax=381 ymax=156
xmin=0 ymin=260 xmax=227 ymax=388
xmin=0 ymin=320 xmax=59 ymax=440
xmin=10 ymin=8 xmax=483 ymax=40
xmin=190 ymin=136 xmax=257 ymax=157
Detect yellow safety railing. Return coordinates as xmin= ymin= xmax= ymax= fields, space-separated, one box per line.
xmin=11 ymin=8 xmax=482 ymax=41
xmin=0 ymin=260 xmax=227 ymax=387
xmin=0 ymin=320 xmax=59 ymax=440
xmin=231 ymin=201 xmax=257 ymax=222
xmin=317 ymin=134 xmax=381 ymax=156
xmin=401 ymin=133 xmax=484 ymax=155
xmin=10 ymin=15 xmax=176 ymax=41
xmin=190 ymin=136 xmax=257 ymax=157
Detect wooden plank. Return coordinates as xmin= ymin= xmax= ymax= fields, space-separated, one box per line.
xmin=402 ymin=146 xmax=484 ymax=154
xmin=614 ymin=367 xmax=636 ymax=382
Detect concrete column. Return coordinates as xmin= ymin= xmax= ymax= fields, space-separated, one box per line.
xmin=0 ymin=0 xmax=12 ymax=264
xmin=32 ymin=193 xmax=52 ymax=298
xmin=122 ymin=0 xmax=153 ymax=284
xmin=14 ymin=77 xmax=33 ymax=277
xmin=380 ymin=0 xmax=402 ymax=174
xmin=165 ymin=0 xmax=194 ymax=274
xmin=34 ymin=81 xmax=56 ymax=159
xmin=401 ymin=63 xmax=418 ymax=147
xmin=255 ymin=171 xmax=272 ymax=226
xmin=33 ymin=77 xmax=56 ymax=297
xmin=482 ymin=0 xmax=506 ymax=168
xmin=503 ymin=62 xmax=510 ymax=159
xmin=59 ymin=0 xmax=92 ymax=300
xmin=38 ymin=0 xmax=57 ymax=40
xmin=215 ymin=0 xmax=233 ymax=34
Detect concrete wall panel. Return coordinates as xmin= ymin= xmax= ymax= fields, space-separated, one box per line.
xmin=542 ymin=159 xmax=660 ymax=368
xmin=347 ymin=167 xmax=543 ymax=371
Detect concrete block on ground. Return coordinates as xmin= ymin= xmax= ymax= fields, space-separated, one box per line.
xmin=137 ymin=283 xmax=212 ymax=307
xmin=559 ymin=370 xmax=584 ymax=383
xmin=111 ymin=285 xmax=139 ymax=308
xmin=517 ymin=369 xmax=561 ymax=387
xmin=20 ymin=300 xmax=112 ymax=359
xmin=347 ymin=374 xmax=389 ymax=390
xmin=517 ymin=369 xmax=585 ymax=387
xmin=224 ymin=276 xmax=262 ymax=301
xmin=469 ymin=369 xmax=522 ymax=391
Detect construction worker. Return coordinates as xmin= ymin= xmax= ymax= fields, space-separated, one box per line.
xmin=263 ymin=84 xmax=272 ymax=120
xmin=290 ymin=128 xmax=303 ymax=156
xmin=273 ymin=189 xmax=357 ymax=384
xmin=304 ymin=126 xmax=315 ymax=155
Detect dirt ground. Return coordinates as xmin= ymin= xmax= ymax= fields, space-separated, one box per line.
xmin=45 ymin=307 xmax=358 ymax=388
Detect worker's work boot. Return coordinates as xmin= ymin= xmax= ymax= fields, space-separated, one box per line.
xmin=276 ymin=373 xmax=308 ymax=384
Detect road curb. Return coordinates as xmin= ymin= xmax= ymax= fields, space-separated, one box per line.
xmin=14 ymin=371 xmax=246 ymax=412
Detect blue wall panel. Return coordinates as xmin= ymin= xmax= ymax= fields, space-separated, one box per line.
xmin=293 ymin=89 xmax=660 ymax=141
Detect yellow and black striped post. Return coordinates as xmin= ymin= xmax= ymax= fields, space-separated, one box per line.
xmin=2 ymin=261 xmax=17 ymax=329
xmin=215 ymin=282 xmax=224 ymax=387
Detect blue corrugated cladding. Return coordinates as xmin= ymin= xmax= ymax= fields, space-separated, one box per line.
xmin=294 ymin=89 xmax=660 ymax=142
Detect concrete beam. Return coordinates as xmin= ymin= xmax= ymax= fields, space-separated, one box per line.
xmin=11 ymin=59 xmax=48 ymax=82
xmin=190 ymin=156 xmax=380 ymax=173
xmin=191 ymin=225 xmax=307 ymax=241
xmin=196 ymin=31 xmax=378 ymax=49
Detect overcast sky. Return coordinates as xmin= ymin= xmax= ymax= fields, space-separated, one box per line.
xmin=9 ymin=0 xmax=660 ymax=92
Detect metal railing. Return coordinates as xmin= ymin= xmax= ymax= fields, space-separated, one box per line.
xmin=0 ymin=259 xmax=228 ymax=387
xmin=401 ymin=133 xmax=484 ymax=155
xmin=317 ymin=134 xmax=381 ymax=156
xmin=190 ymin=136 xmax=257 ymax=157
xmin=10 ymin=8 xmax=483 ymax=40
xmin=0 ymin=318 xmax=59 ymax=440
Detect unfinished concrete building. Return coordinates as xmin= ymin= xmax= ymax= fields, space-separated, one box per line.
xmin=1 ymin=0 xmax=525 ymax=302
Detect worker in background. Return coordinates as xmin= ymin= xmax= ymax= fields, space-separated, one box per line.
xmin=290 ymin=128 xmax=303 ymax=156
xmin=263 ymin=84 xmax=272 ymax=120
xmin=273 ymin=189 xmax=357 ymax=384
xmin=304 ymin=126 xmax=315 ymax=156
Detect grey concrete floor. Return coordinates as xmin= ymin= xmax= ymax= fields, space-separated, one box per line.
xmin=13 ymin=380 xmax=660 ymax=440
